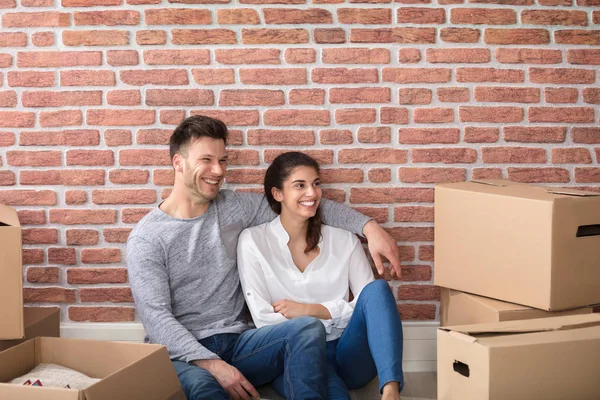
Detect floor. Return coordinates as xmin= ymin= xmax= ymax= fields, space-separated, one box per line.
xmin=257 ymin=371 xmax=437 ymax=400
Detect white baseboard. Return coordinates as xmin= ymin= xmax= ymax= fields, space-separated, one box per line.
xmin=60 ymin=322 xmax=438 ymax=372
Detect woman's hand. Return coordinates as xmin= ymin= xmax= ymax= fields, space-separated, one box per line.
xmin=273 ymin=300 xmax=332 ymax=320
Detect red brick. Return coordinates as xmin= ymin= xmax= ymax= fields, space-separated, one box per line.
xmin=48 ymin=247 xmax=76 ymax=265
xmin=339 ymin=8 xmax=390 ymax=24
xmin=485 ymin=29 xmax=550 ymax=44
xmin=26 ymin=267 xmax=59 ymax=283
xmin=135 ymin=129 xmax=171 ymax=145
xmin=122 ymin=208 xmax=152 ymax=224
xmin=350 ymin=187 xmax=434 ymax=204
xmin=20 ymin=128 xmax=100 ymax=147
xmin=240 ymin=68 xmax=306 ymax=85
xmin=349 ymin=28 xmax=390 ymax=43
xmin=22 ymin=228 xmax=58 ymax=244
xmin=567 ymin=49 xmax=600 ymax=65
xmin=575 ymin=168 xmax=600 ymax=183
xmin=394 ymin=206 xmax=434 ymax=222
xmin=228 ymin=149 xmax=259 ymax=166
xmin=220 ymin=89 xmax=284 ymax=107
xmin=144 ymin=49 xmax=209 ymax=66
xmin=192 ymin=69 xmax=235 ymax=85
xmin=285 ymin=48 xmax=316 ymax=64
xmin=66 ymin=150 xmax=113 ymax=166
xmin=475 ymin=86 xmax=540 ymax=103
xmin=264 ymin=109 xmax=329 ymax=126
xmin=17 ymin=51 xmax=102 ymax=68
xmin=496 ymin=48 xmax=562 ymax=64
xmin=319 ymin=129 xmax=353 ymax=145
xmin=529 ymin=107 xmax=594 ymax=123
xmin=522 ymin=10 xmax=587 ymax=27
xmin=0 ymin=90 xmax=16 ymax=107
xmin=23 ymin=90 xmax=102 ymax=107
xmin=320 ymin=168 xmax=363 ymax=183
xmin=69 ymin=307 xmax=135 ymax=322
xmin=136 ymin=30 xmax=166 ymax=45
xmin=387 ymin=227 xmax=433 ymax=241
xmin=381 ymin=107 xmax=409 ymax=124
xmin=18 ymin=210 xmax=46 ymax=225
xmin=457 ymin=68 xmax=524 ymax=83
xmin=264 ymin=150 xmax=333 ymax=164
xmin=2 ymin=11 xmax=69 ymax=27
xmin=172 ymin=29 xmax=235 ymax=45
xmin=189 ymin=110 xmax=259 ymax=126
xmin=63 ymin=30 xmax=129 ymax=46
xmin=0 ymin=0 xmax=16 ymax=5
xmin=104 ymin=228 xmax=132 ymax=243
xmin=314 ymin=28 xmax=346 ymax=44
xmin=351 ymin=207 xmax=388 ymax=224
xmin=357 ymin=127 xmax=391 ymax=143
xmin=426 ymin=48 xmax=490 ymax=64
xmin=0 ymin=171 xmax=16 ymax=186
xmin=105 ymin=129 xmax=132 ymax=146
xmin=68 ymin=268 xmax=128 ymax=284
xmin=92 ymin=189 xmax=156 ymax=204
xmin=545 ymin=88 xmax=578 ymax=104
xmin=81 ymin=248 xmax=121 ymax=264
xmin=215 ymin=49 xmax=279 ymax=65
xmin=530 ymin=68 xmax=594 ymax=84
xmin=482 ymin=147 xmax=546 ymax=163
xmin=398 ymin=48 xmax=421 ymax=63
xmin=0 ymin=54 xmax=11 ymax=67
xmin=473 ymin=168 xmax=503 ymax=180
xmin=109 ymin=169 xmax=149 ymax=184
xmin=21 ymin=170 xmax=104 ymax=186
xmin=61 ymin=70 xmax=115 ymax=86
xmin=312 ymin=68 xmax=378 ymax=84
xmin=323 ymin=48 xmax=389 ymax=64
xmin=460 ymin=106 xmax=524 ymax=123
xmin=67 ymin=229 xmax=99 ymax=246
xmin=398 ymin=285 xmax=440 ymax=301
xmin=74 ymin=10 xmax=140 ymax=26
xmin=572 ymin=127 xmax=600 ymax=144
xmin=397 ymin=7 xmax=444 ymax=23
xmin=368 ymin=168 xmax=391 ymax=183
xmin=62 ymin=0 xmax=121 ymax=5
xmin=106 ymin=90 xmax=140 ymax=106
xmin=153 ymin=169 xmax=174 ymax=186
xmin=437 ymin=87 xmax=469 ymax=103
xmin=107 ymin=50 xmax=138 ymax=66
xmin=412 ymin=148 xmax=477 ymax=164
xmin=0 ymin=111 xmax=35 ymax=128
xmin=65 ymin=190 xmax=87 ymax=205
xmin=339 ymin=148 xmax=406 ymax=164
xmin=336 ymin=108 xmax=377 ymax=124
xmin=464 ymin=127 xmax=499 ymax=143
xmin=329 ymin=87 xmax=390 ymax=104
xmin=9 ymin=71 xmax=54 ymax=88
xmin=508 ymin=167 xmax=570 ymax=183
xmin=555 ymin=30 xmax=600 ymax=45
xmin=440 ymin=28 xmax=480 ymax=43
xmin=0 ymin=32 xmax=27 ymax=47
xmin=451 ymin=8 xmax=516 ymax=24
xmin=413 ymin=108 xmax=454 ymax=123
xmin=22 ymin=249 xmax=44 ymax=265
xmin=289 ymin=89 xmax=325 ymax=105
xmin=247 ymin=129 xmax=314 ymax=145
xmin=0 ymin=131 xmax=15 ymax=146
xmin=391 ymin=27 xmax=436 ymax=43
xmin=50 ymin=209 xmax=117 ymax=225
xmin=583 ymin=88 xmax=600 ymax=104
xmin=145 ymin=8 xmax=211 ymax=25
xmin=39 ymin=110 xmax=82 ymax=127
xmin=217 ymin=9 xmax=260 ymax=24
xmin=7 ymin=150 xmax=62 ymax=166
xmin=88 ymin=109 xmax=155 ymax=126
xmin=24 ymin=287 xmax=75 ymax=303
xmin=551 ymin=148 xmax=592 ymax=164
xmin=264 ymin=8 xmax=332 ymax=24
xmin=399 ymin=128 xmax=459 ymax=144
xmin=383 ymin=68 xmax=450 ymax=83
xmin=398 ymin=88 xmax=431 ymax=105
xmin=242 ymin=28 xmax=307 ymax=44
xmin=226 ymin=169 xmax=265 ymax=184
xmin=80 ymin=288 xmax=132 ymax=303
xmin=120 ymin=69 xmax=188 ymax=86
xmin=504 ymin=126 xmax=566 ymax=143
xmin=147 ymin=89 xmax=214 ymax=107
xmin=399 ymin=167 xmax=466 ymax=184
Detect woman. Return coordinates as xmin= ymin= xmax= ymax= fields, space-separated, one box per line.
xmin=237 ymin=152 xmax=404 ymax=400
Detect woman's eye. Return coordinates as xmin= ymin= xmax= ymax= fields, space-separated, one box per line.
xmin=314 ymin=182 xmax=320 ymax=187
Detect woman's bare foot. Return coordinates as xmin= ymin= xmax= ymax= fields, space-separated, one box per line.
xmin=381 ymin=381 xmax=400 ymax=400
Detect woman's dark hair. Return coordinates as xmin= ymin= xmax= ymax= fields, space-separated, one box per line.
xmin=264 ymin=152 xmax=323 ymax=254
xmin=169 ymin=115 xmax=228 ymax=161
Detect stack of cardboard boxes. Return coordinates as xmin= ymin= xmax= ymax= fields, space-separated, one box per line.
xmin=434 ymin=180 xmax=600 ymax=399
xmin=0 ymin=204 xmax=185 ymax=399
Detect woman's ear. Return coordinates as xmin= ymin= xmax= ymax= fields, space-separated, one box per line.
xmin=272 ymin=187 xmax=283 ymax=202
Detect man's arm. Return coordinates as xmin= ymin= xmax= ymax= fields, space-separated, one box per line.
xmin=127 ymin=236 xmax=218 ymax=363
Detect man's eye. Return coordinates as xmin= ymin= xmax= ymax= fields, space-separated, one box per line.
xmin=220 ymin=160 xmax=227 ymax=164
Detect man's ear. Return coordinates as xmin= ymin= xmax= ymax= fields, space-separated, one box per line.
xmin=272 ymin=187 xmax=283 ymax=202
xmin=173 ymin=153 xmax=184 ymax=173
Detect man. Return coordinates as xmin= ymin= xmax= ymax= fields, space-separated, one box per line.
xmin=127 ymin=115 xmax=402 ymax=400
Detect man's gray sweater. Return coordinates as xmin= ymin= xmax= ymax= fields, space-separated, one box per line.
xmin=127 ymin=190 xmax=370 ymax=363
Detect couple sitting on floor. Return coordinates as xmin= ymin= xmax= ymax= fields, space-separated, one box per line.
xmin=127 ymin=115 xmax=404 ymax=400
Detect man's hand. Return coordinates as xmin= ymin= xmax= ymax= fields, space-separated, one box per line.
xmin=193 ymin=359 xmax=260 ymax=400
xmin=362 ymin=220 xmax=402 ymax=279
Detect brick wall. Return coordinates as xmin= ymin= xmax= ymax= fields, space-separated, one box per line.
xmin=1 ymin=0 xmax=599 ymax=324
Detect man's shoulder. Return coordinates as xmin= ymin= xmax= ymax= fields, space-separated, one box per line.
xmin=128 ymin=207 xmax=166 ymax=243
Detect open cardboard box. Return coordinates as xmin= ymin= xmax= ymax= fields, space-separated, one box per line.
xmin=0 ymin=337 xmax=185 ymax=400
xmin=0 ymin=307 xmax=60 ymax=351
xmin=438 ymin=313 xmax=600 ymax=399
xmin=0 ymin=203 xmax=24 ymax=339
xmin=440 ymin=288 xmax=596 ymax=326
xmin=435 ymin=180 xmax=600 ymax=310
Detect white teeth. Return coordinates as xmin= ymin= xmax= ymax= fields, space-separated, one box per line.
xmin=203 ymin=179 xmax=219 ymax=185
xmin=300 ymin=201 xmax=315 ymax=206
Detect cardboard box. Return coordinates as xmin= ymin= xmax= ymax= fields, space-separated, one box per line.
xmin=0 ymin=337 xmax=185 ymax=400
xmin=434 ymin=180 xmax=600 ymax=310
xmin=0 ymin=307 xmax=60 ymax=351
xmin=438 ymin=313 xmax=600 ymax=400
xmin=440 ymin=288 xmax=595 ymax=326
xmin=0 ymin=203 xmax=23 ymax=339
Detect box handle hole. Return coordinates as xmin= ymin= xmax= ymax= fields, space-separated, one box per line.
xmin=577 ymin=224 xmax=600 ymax=238
xmin=453 ymin=360 xmax=470 ymax=378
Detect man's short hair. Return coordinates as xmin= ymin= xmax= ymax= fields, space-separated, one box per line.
xmin=169 ymin=115 xmax=229 ymax=161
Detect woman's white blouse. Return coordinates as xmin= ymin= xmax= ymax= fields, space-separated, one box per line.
xmin=237 ymin=216 xmax=375 ymax=341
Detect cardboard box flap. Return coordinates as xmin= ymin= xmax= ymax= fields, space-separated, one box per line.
xmin=470 ymin=179 xmax=511 ymax=187
xmin=544 ymin=187 xmax=600 ymax=197
xmin=0 ymin=203 xmax=20 ymax=227
xmin=442 ymin=314 xmax=600 ymax=336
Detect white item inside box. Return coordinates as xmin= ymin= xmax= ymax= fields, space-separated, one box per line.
xmin=9 ymin=363 xmax=100 ymax=389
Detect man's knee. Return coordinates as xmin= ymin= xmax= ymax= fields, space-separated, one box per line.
xmin=184 ymin=377 xmax=228 ymax=400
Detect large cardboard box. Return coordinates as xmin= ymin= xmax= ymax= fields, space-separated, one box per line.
xmin=440 ymin=288 xmax=595 ymax=326
xmin=434 ymin=180 xmax=600 ymax=310
xmin=438 ymin=313 xmax=600 ymax=400
xmin=0 ymin=337 xmax=185 ymax=400
xmin=0 ymin=307 xmax=60 ymax=351
xmin=0 ymin=203 xmax=23 ymax=339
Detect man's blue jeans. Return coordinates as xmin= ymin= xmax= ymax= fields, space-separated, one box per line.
xmin=172 ymin=316 xmax=327 ymax=400
xmin=273 ymin=279 xmax=404 ymax=399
